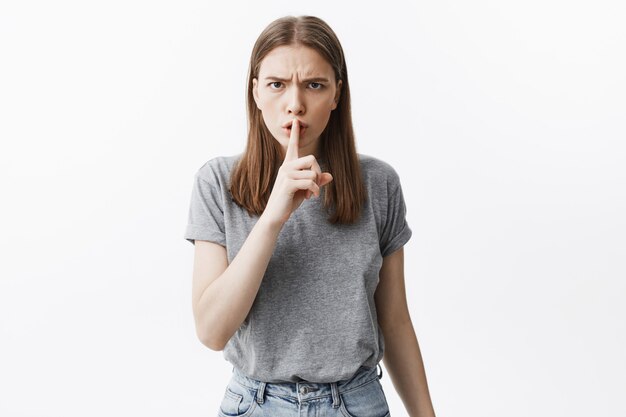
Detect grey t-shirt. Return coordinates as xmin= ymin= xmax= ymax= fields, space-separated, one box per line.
xmin=184 ymin=153 xmax=412 ymax=383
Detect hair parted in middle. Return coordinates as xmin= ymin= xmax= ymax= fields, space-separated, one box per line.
xmin=229 ymin=15 xmax=366 ymax=224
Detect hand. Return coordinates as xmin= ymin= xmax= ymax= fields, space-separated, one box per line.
xmin=261 ymin=119 xmax=333 ymax=227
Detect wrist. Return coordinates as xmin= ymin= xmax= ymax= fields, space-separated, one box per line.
xmin=257 ymin=212 xmax=285 ymax=234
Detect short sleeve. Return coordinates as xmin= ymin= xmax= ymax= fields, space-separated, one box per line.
xmin=184 ymin=165 xmax=226 ymax=247
xmin=379 ymin=179 xmax=412 ymax=257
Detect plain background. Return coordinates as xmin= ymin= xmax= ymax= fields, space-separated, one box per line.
xmin=1 ymin=0 xmax=625 ymax=416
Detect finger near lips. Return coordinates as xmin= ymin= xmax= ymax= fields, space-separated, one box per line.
xmin=284 ymin=118 xmax=307 ymax=137
xmin=285 ymin=119 xmax=300 ymax=161
xmin=283 ymin=119 xmax=327 ymax=200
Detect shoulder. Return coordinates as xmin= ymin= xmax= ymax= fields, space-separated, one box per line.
xmin=357 ymin=153 xmax=403 ymax=192
xmin=194 ymin=153 xmax=242 ymax=182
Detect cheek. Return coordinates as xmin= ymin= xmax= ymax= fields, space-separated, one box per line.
xmin=256 ymin=91 xmax=273 ymax=107
xmin=257 ymin=96 xmax=268 ymax=111
xmin=312 ymin=97 xmax=335 ymax=114
xmin=258 ymin=98 xmax=276 ymax=118
xmin=310 ymin=107 xmax=334 ymax=130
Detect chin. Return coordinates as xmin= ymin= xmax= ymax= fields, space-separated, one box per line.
xmin=272 ymin=136 xmax=289 ymax=148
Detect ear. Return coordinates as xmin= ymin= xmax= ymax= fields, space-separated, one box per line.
xmin=252 ymin=78 xmax=261 ymax=109
xmin=331 ymin=79 xmax=342 ymax=110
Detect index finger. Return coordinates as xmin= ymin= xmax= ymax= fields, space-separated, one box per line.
xmin=284 ymin=119 xmax=299 ymax=161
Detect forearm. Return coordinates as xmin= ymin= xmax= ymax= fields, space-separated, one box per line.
xmin=196 ymin=214 xmax=283 ymax=349
xmin=382 ymin=319 xmax=436 ymax=417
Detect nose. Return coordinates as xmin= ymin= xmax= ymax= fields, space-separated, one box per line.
xmin=286 ymin=86 xmax=305 ymax=115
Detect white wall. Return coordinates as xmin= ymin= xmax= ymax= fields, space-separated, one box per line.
xmin=1 ymin=1 xmax=624 ymax=416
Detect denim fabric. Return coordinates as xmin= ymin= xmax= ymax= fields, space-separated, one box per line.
xmin=217 ymin=364 xmax=391 ymax=417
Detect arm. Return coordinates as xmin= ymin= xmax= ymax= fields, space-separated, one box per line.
xmin=375 ymin=247 xmax=437 ymax=417
xmin=191 ymin=119 xmax=332 ymax=350
xmin=191 ymin=216 xmax=282 ymax=351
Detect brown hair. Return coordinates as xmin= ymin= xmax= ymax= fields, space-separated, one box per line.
xmin=230 ymin=15 xmax=366 ymax=224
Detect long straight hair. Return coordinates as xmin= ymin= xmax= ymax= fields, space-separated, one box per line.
xmin=230 ymin=16 xmax=366 ymax=224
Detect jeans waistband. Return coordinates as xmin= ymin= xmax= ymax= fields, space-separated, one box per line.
xmin=230 ymin=364 xmax=383 ymax=402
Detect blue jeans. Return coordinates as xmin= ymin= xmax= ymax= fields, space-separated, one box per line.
xmin=217 ymin=363 xmax=391 ymax=417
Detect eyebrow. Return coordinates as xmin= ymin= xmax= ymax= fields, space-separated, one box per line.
xmin=263 ymin=76 xmax=331 ymax=83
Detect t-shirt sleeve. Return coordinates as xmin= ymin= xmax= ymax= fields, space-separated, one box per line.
xmin=379 ymin=175 xmax=412 ymax=257
xmin=184 ymin=164 xmax=226 ymax=247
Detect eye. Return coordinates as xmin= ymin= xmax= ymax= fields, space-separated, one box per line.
xmin=268 ymin=81 xmax=283 ymax=89
xmin=308 ymin=82 xmax=324 ymax=90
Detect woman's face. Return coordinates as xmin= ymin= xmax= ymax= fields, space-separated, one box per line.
xmin=253 ymin=45 xmax=342 ymax=158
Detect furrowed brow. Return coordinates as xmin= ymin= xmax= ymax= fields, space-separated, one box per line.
xmin=303 ymin=77 xmax=330 ymax=83
xmin=264 ymin=76 xmax=290 ymax=82
xmin=264 ymin=76 xmax=330 ymax=83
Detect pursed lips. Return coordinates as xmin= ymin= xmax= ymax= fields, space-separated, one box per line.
xmin=282 ymin=120 xmax=308 ymax=135
xmin=282 ymin=120 xmax=308 ymax=129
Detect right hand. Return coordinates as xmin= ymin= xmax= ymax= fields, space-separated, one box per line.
xmin=262 ymin=119 xmax=333 ymax=227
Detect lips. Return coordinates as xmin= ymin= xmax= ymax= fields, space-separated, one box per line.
xmin=283 ymin=125 xmax=307 ymax=137
xmin=283 ymin=120 xmax=308 ymax=136
xmin=282 ymin=120 xmax=308 ymax=129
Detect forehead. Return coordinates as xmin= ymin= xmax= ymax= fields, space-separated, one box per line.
xmin=258 ymin=45 xmax=335 ymax=80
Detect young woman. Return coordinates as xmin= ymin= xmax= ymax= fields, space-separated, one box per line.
xmin=185 ymin=15 xmax=436 ymax=417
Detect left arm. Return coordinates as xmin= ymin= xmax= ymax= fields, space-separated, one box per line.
xmin=375 ymin=247 xmax=437 ymax=417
